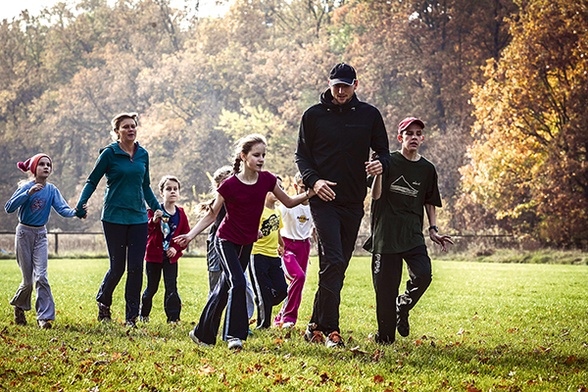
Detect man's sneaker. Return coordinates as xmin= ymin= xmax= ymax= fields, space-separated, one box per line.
xmin=227 ymin=337 xmax=243 ymax=350
xmin=14 ymin=306 xmax=26 ymax=326
xmin=281 ymin=321 xmax=295 ymax=329
xmin=140 ymin=315 xmax=150 ymax=323
xmin=189 ymin=330 xmax=211 ymax=347
xmin=38 ymin=319 xmax=52 ymax=329
xmin=325 ymin=331 xmax=345 ymax=348
xmin=97 ymin=302 xmax=111 ymax=322
xmin=397 ymin=309 xmax=410 ymax=337
xmin=304 ymin=323 xmax=325 ymax=343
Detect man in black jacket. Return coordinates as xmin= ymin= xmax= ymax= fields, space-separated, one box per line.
xmin=296 ymin=63 xmax=390 ymax=348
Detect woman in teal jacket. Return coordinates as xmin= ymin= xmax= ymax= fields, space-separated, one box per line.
xmin=76 ymin=112 xmax=161 ymax=327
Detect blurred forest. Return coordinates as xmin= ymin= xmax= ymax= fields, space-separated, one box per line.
xmin=0 ymin=0 xmax=586 ymax=248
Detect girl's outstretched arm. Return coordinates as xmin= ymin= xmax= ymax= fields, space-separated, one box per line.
xmin=174 ymin=194 xmax=224 ymax=247
xmin=272 ymin=182 xmax=315 ymax=208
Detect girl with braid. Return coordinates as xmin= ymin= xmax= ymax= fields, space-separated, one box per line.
xmin=175 ymin=134 xmax=315 ymax=350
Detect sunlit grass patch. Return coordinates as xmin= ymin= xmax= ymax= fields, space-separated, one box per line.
xmin=0 ymin=257 xmax=586 ymax=391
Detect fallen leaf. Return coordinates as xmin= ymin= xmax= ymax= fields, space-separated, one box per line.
xmin=273 ymin=374 xmax=290 ymax=385
xmin=372 ymin=349 xmax=384 ymax=362
xmin=350 ymin=346 xmax=368 ymax=356
xmin=466 ymin=383 xmax=482 ymax=392
xmin=198 ymin=364 xmax=216 ymax=375
xmin=373 ymin=374 xmax=384 ymax=383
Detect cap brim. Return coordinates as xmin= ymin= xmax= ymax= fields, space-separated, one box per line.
xmin=329 ymin=78 xmax=355 ymax=86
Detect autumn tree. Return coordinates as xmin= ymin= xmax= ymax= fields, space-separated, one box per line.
xmin=460 ymin=0 xmax=588 ymax=247
xmin=328 ymin=0 xmax=517 ymax=229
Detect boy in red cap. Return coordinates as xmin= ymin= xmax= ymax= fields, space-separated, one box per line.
xmin=5 ymin=153 xmax=85 ymax=328
xmin=363 ymin=117 xmax=453 ymax=344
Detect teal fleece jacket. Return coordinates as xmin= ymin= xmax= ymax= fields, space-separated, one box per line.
xmin=76 ymin=142 xmax=160 ymax=224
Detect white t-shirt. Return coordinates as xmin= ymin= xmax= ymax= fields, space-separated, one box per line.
xmin=279 ymin=203 xmax=313 ymax=240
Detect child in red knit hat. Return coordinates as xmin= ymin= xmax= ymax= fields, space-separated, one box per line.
xmin=5 ymin=153 xmax=86 ymax=328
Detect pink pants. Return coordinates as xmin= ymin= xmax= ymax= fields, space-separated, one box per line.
xmin=274 ymin=237 xmax=311 ymax=325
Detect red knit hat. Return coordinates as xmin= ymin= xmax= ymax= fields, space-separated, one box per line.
xmin=17 ymin=153 xmax=52 ymax=174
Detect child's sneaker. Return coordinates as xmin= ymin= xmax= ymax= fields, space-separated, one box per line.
xmin=37 ymin=319 xmax=52 ymax=329
xmin=125 ymin=318 xmax=137 ymax=328
xmin=97 ymin=302 xmax=111 ymax=322
xmin=14 ymin=306 xmax=26 ymax=326
xmin=140 ymin=315 xmax=150 ymax=323
xmin=227 ymin=337 xmax=243 ymax=350
xmin=281 ymin=321 xmax=295 ymax=329
xmin=189 ymin=330 xmax=211 ymax=347
xmin=304 ymin=323 xmax=325 ymax=343
xmin=325 ymin=331 xmax=345 ymax=348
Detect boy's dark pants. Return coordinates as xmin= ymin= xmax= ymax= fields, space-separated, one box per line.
xmin=141 ymin=257 xmax=181 ymax=322
xmin=372 ymin=245 xmax=432 ymax=342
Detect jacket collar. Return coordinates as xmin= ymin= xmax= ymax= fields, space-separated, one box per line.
xmin=320 ymin=89 xmax=359 ymax=112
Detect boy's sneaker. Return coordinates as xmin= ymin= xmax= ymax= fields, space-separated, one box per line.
xmin=304 ymin=323 xmax=325 ymax=343
xmin=37 ymin=319 xmax=52 ymax=329
xmin=189 ymin=330 xmax=211 ymax=347
xmin=281 ymin=321 xmax=295 ymax=329
xmin=325 ymin=331 xmax=345 ymax=348
xmin=227 ymin=337 xmax=243 ymax=350
xmin=97 ymin=302 xmax=111 ymax=322
xmin=396 ymin=308 xmax=410 ymax=337
xmin=14 ymin=306 xmax=27 ymax=326
xmin=140 ymin=315 xmax=150 ymax=323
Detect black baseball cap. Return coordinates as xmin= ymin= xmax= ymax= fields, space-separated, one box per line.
xmin=329 ymin=63 xmax=356 ymax=86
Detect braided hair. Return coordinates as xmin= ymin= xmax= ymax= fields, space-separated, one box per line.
xmin=231 ymin=134 xmax=267 ymax=174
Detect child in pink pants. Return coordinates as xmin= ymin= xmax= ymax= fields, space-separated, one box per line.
xmin=274 ymin=173 xmax=315 ymax=328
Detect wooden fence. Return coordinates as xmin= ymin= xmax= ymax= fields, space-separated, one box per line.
xmin=0 ymin=231 xmax=516 ymax=257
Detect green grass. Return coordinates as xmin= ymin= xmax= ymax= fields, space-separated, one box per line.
xmin=1 ymin=257 xmax=587 ymax=391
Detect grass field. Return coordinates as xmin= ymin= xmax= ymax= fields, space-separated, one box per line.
xmin=0 ymin=256 xmax=586 ymax=391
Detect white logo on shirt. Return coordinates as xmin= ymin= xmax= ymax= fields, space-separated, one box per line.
xmin=389 ymin=175 xmax=418 ymax=198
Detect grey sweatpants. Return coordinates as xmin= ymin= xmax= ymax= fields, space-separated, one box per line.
xmin=10 ymin=224 xmax=55 ymax=321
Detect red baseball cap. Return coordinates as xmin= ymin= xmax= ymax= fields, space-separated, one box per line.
xmin=397 ymin=117 xmax=425 ymax=134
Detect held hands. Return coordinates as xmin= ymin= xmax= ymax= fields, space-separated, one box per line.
xmin=429 ymin=231 xmax=454 ymax=252
xmin=152 ymin=209 xmax=164 ymax=223
xmin=75 ymin=204 xmax=88 ymax=219
xmin=174 ymin=234 xmax=193 ymax=248
xmin=314 ymin=179 xmax=337 ymax=202
xmin=365 ymin=159 xmax=383 ymax=176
